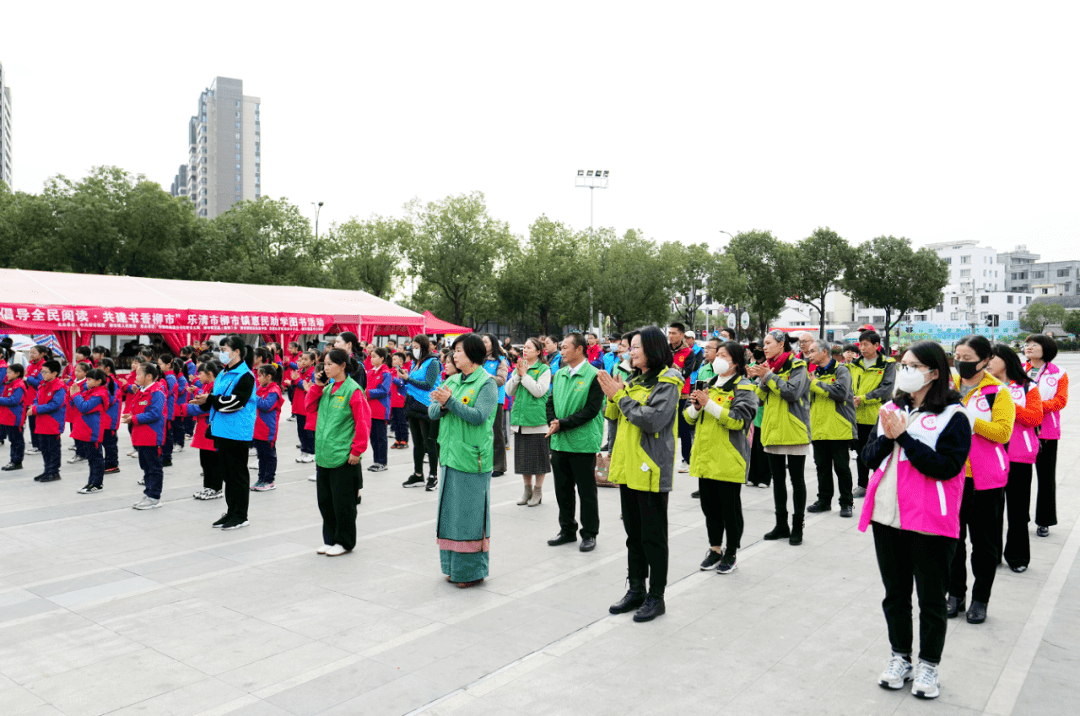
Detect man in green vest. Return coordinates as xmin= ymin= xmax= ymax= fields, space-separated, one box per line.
xmin=545 ymin=333 xmax=605 ymax=552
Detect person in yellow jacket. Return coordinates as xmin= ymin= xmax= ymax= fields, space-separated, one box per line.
xmin=685 ymin=340 xmax=759 ymax=574
xmin=805 ymin=338 xmax=858 ymax=518
xmin=597 ymin=327 xmax=681 ymax=623
xmin=848 ymin=330 xmax=897 ymax=496
xmin=947 ymin=334 xmax=1015 ymax=625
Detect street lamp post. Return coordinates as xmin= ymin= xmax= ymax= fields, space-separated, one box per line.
xmin=718 ymin=229 xmax=744 ymax=341
xmin=312 ymin=201 xmax=324 ymax=239
xmin=576 ymin=170 xmax=609 ymax=335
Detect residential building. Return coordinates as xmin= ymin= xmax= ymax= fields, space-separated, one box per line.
xmin=924 ymin=240 xmax=1003 ymax=292
xmin=998 ymin=245 xmax=1080 ymax=296
xmin=170 ymin=77 xmax=261 ymax=218
xmin=0 ymin=61 xmax=12 ymax=188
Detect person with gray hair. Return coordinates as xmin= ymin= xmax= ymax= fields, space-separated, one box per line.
xmin=796 ymin=332 xmax=816 ymax=361
xmin=805 ymin=338 xmax=857 ymax=517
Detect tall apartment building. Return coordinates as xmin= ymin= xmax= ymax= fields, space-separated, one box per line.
xmin=170 ymin=77 xmax=261 ymax=218
xmin=924 ymin=240 xmax=1003 ymax=292
xmin=998 ymin=245 xmax=1080 ymax=296
xmin=0 ymin=61 xmax=12 ymax=188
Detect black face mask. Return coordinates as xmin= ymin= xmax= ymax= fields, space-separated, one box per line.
xmin=955 ymin=359 xmax=983 ymax=380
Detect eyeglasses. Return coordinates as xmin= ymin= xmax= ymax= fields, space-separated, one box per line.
xmin=900 ymin=361 xmax=927 ymax=370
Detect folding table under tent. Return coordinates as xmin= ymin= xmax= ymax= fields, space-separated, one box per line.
xmin=0 ymin=268 xmax=425 ymax=359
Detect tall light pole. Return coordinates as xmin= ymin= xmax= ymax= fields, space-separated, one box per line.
xmin=576 ymin=170 xmax=609 ymax=335
xmin=717 ymin=229 xmax=744 ymax=340
xmin=312 ymin=201 xmax=324 ymax=239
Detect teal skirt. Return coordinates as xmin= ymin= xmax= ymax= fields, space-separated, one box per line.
xmin=437 ymin=465 xmax=491 ymax=583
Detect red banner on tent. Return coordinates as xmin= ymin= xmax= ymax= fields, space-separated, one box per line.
xmin=0 ymin=303 xmax=332 ymax=335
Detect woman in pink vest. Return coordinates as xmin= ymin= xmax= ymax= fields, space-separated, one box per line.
xmin=1023 ymin=334 xmax=1067 ymax=538
xmin=860 ymin=340 xmax=970 ymax=700
xmin=987 ymin=343 xmax=1042 ymax=573
xmin=948 ymin=335 xmax=1015 ymax=627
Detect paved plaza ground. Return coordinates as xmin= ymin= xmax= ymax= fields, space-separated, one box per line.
xmin=2 ymin=358 xmax=1079 ymax=716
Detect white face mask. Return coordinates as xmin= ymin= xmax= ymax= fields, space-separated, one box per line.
xmin=713 ymin=357 xmax=731 ymax=376
xmin=412 ymin=348 xmax=421 ymax=360
xmin=219 ymin=350 xmax=231 ymax=364
xmin=896 ymin=366 xmax=932 ymax=394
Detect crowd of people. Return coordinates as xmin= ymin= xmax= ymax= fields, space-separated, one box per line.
xmin=0 ymin=323 xmax=1070 ymax=701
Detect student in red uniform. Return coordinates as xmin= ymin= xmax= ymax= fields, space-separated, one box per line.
xmin=122 ymin=362 xmax=167 ymax=510
xmin=169 ymin=358 xmax=188 ymax=453
xmin=91 ymin=346 xmax=108 ymax=367
xmin=292 ymin=351 xmax=317 ymax=463
xmin=180 ymin=362 xmax=223 ymax=500
xmin=65 ymin=362 xmax=91 ymax=461
xmin=389 ymin=352 xmax=409 ymax=450
xmin=252 ymin=363 xmax=284 ymax=491
xmin=30 ymin=359 xmax=66 ymax=482
xmin=122 ymin=356 xmax=145 ymax=458
xmin=98 ymin=358 xmax=121 ymax=475
xmin=72 ymin=368 xmax=110 ymax=494
xmin=284 ymin=341 xmax=302 ymax=419
xmin=24 ymin=345 xmax=50 ymax=455
xmin=157 ymin=354 xmax=179 ymax=466
xmin=366 ymin=348 xmax=393 ymax=472
xmin=1 ymin=363 xmax=27 ymax=471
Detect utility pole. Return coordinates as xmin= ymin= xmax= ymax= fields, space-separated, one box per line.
xmin=312 ymin=201 xmax=324 ymax=239
xmin=576 ymin=170 xmax=609 ymax=336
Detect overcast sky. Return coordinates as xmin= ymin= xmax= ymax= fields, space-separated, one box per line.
xmin=4 ymin=1 xmax=1079 ymax=262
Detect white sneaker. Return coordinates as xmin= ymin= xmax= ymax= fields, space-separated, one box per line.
xmin=324 ymin=544 xmax=349 ymax=556
xmin=132 ymin=496 xmax=161 ymax=510
xmin=208 ymin=489 xmax=223 ymax=500
xmin=317 ymin=544 xmax=329 ymax=554
xmin=308 ymin=474 xmax=317 ymax=482
xmin=67 ymin=455 xmax=86 ymax=464
xmin=678 ymin=461 xmax=689 ymax=473
xmin=27 ymin=447 xmax=40 ymax=455
xmin=878 ymin=654 xmax=913 ymax=690
xmin=300 ymin=454 xmax=314 ymax=464
xmin=911 ymin=661 xmax=939 ymax=699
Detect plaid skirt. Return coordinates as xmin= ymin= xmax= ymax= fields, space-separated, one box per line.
xmin=514 ymin=432 xmax=551 ymax=475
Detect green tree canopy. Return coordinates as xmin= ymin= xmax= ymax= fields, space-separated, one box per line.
xmin=664 ymin=242 xmax=716 ymax=331
xmin=724 ymin=230 xmax=795 ymax=338
xmin=1061 ymin=308 xmax=1080 ymax=340
xmin=1021 ymin=302 xmax=1067 ymax=334
xmin=593 ymin=228 xmax=675 ymax=334
xmin=790 ymin=227 xmax=853 ymax=336
xmin=322 ymin=215 xmax=411 ymax=297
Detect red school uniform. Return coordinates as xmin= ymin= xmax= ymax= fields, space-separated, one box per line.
xmin=71 ymin=385 xmax=110 ymax=444
xmin=32 ymin=378 xmax=68 ymax=435
xmin=290 ymin=366 xmax=314 ymax=416
xmin=179 ymin=380 xmax=216 ymax=451
xmin=254 ymin=382 xmax=283 ymax=443
xmin=65 ymin=378 xmax=86 ymax=426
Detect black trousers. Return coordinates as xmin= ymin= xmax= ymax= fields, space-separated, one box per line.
xmin=102 ymin=428 xmax=118 ymax=469
xmin=699 ymin=479 xmax=743 ymax=550
xmin=813 ymin=439 xmax=854 ymax=508
xmin=370 ymin=418 xmax=387 ymax=466
xmin=317 ymin=461 xmax=362 ymax=550
xmin=1004 ymin=462 xmax=1033 ymax=568
xmin=1034 ymin=439 xmax=1058 ymax=527
xmin=214 ymin=437 xmax=251 ymax=522
xmin=551 ymin=450 xmax=599 ymax=539
xmin=872 ymin=523 xmax=957 ymax=665
xmin=408 ymin=414 xmax=439 ymax=477
xmin=855 ymin=423 xmax=874 ymax=488
xmin=390 ymin=406 xmax=409 ymax=443
xmin=39 ymin=433 xmax=61 ymax=474
xmin=491 ymin=405 xmax=506 ymax=472
xmin=254 ymin=439 xmax=277 ymax=484
xmin=620 ymin=486 xmax=669 ymax=598
xmin=161 ymin=419 xmax=174 ymax=461
xmin=137 ymin=444 xmax=163 ymax=499
xmin=200 ymin=448 xmax=223 ymax=491
xmin=768 ymin=453 xmax=806 ymax=525
xmin=747 ymin=425 xmax=771 ymax=487
xmin=29 ymin=416 xmax=40 ymax=449
xmin=677 ymin=399 xmax=694 ymax=464
xmin=949 ymin=478 xmax=1004 ymax=604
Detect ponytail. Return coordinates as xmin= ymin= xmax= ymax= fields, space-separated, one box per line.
xmin=258 ymin=363 xmax=284 ymax=387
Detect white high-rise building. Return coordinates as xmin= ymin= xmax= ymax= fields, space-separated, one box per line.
xmin=0 ymin=60 xmax=12 ymax=189
xmin=170 ymin=77 xmax=261 ymax=218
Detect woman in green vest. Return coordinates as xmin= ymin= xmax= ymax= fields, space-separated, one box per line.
xmin=306 ymin=349 xmax=372 ymax=557
xmin=429 ymin=333 xmax=499 ymax=588
xmin=598 ymin=326 xmax=682 ymax=623
xmin=506 ymin=337 xmax=551 ymax=507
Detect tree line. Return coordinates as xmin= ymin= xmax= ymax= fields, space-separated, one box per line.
xmin=1 ymin=166 xmax=952 ymax=351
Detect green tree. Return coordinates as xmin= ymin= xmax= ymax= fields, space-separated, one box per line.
xmin=1021 ymin=302 xmax=1067 ymax=334
xmin=724 ymin=230 xmax=795 ymax=338
xmin=842 ymin=236 xmax=949 ymax=354
xmin=1062 ymin=309 xmax=1080 ymax=340
xmin=664 ymin=242 xmax=716 ymax=332
xmin=593 ymin=228 xmax=674 ymax=334
xmin=790 ymin=227 xmax=853 ymax=337
xmin=403 ymin=192 xmax=514 ymax=327
xmin=322 ymin=215 xmax=410 ymax=297
xmin=707 ymin=252 xmax=752 ymax=340
xmin=0 ymin=184 xmax=57 ymax=270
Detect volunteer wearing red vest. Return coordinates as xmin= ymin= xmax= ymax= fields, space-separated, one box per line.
xmin=180 ymin=362 xmax=222 ymax=500
xmin=947 ymin=335 xmax=1015 ymax=626
xmin=252 ymin=364 xmax=283 ymax=491
xmin=30 ymin=359 xmax=67 ymax=482
xmin=24 ymin=345 xmax=49 ymax=454
xmin=71 ymin=368 xmax=110 ymax=494
xmin=122 ymin=362 xmax=167 ymax=510
xmin=366 ymin=348 xmax=393 ymax=472
xmin=860 ymin=340 xmax=971 ymax=700
xmin=1 ymin=363 xmax=27 ymax=471
xmin=1022 ymin=334 xmax=1068 ymax=539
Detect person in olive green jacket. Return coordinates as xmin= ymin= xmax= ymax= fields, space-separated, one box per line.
xmin=429 ymin=334 xmax=498 ymax=588
xmin=545 ymin=333 xmax=605 ymax=552
xmin=598 ymin=327 xmax=681 ymax=623
xmin=685 ymin=340 xmax=759 ymax=574
xmin=805 ymin=339 xmax=857 ymax=517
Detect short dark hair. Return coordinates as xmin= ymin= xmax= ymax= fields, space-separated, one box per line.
xmin=956 ymin=334 xmax=992 ymax=361
xmin=669 ymin=322 xmax=686 ymax=334
xmin=158 ymin=353 xmax=175 ymax=365
xmin=43 ymin=360 xmax=62 ymax=374
xmin=859 ymin=330 xmax=881 ymax=345
xmin=707 ymin=337 xmax=723 ymax=349
xmin=719 ymin=328 xmax=735 ymax=339
xmin=637 ymin=326 xmax=674 ymax=373
xmin=1024 ymin=334 xmax=1058 ymax=364
xmin=719 ymin=340 xmax=747 ymax=378
xmin=76 ymin=346 xmax=92 ymax=359
xmin=564 ymin=332 xmax=587 ymax=352
xmin=452 ymin=333 xmax=487 ymax=366
xmin=843 ymin=343 xmax=860 ymax=354
xmin=898 ymin=341 xmax=960 ymax=414
xmin=6 ymin=363 xmax=25 ymax=378
xmin=372 ymin=347 xmax=388 ymax=361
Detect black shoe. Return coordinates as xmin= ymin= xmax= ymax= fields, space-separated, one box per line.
xmin=579 ymin=537 xmax=596 ymax=552
xmin=700 ymin=550 xmax=722 ymax=570
xmin=33 ymin=473 xmax=47 ymax=481
xmin=104 ymin=466 xmax=120 ymax=474
xmin=839 ymin=505 xmax=853 ymax=518
xmin=1 ymin=462 xmax=22 ymax=471
xmin=717 ymin=549 xmax=737 ymax=574
xmin=1037 ymin=526 xmax=1049 ymax=538
xmin=547 ymin=532 xmax=577 ymax=546
xmin=162 ymin=459 xmax=173 ymax=467
xmin=763 ymin=524 xmax=791 ymax=541
xmin=491 ymin=471 xmax=504 ymax=477
xmin=212 ymin=513 xmax=230 ymax=528
xmin=966 ymin=600 xmax=987 ymax=624
xmin=402 ymin=474 xmax=425 ymax=488
xmin=789 ymin=529 xmax=803 ymax=546
xmin=690 ymin=490 xmax=700 ymax=499
xmin=356 ymin=493 xmax=363 ymax=506
xmin=425 ymin=476 xmax=438 ymax=492
xmin=633 ymin=596 xmax=666 ymax=622
xmin=806 ymin=501 xmax=831 ymax=513
xmin=946 ymin=596 xmax=965 ymax=618
xmin=609 ymin=589 xmax=647 ymax=614
xmin=39 ymin=473 xmax=61 ymax=482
